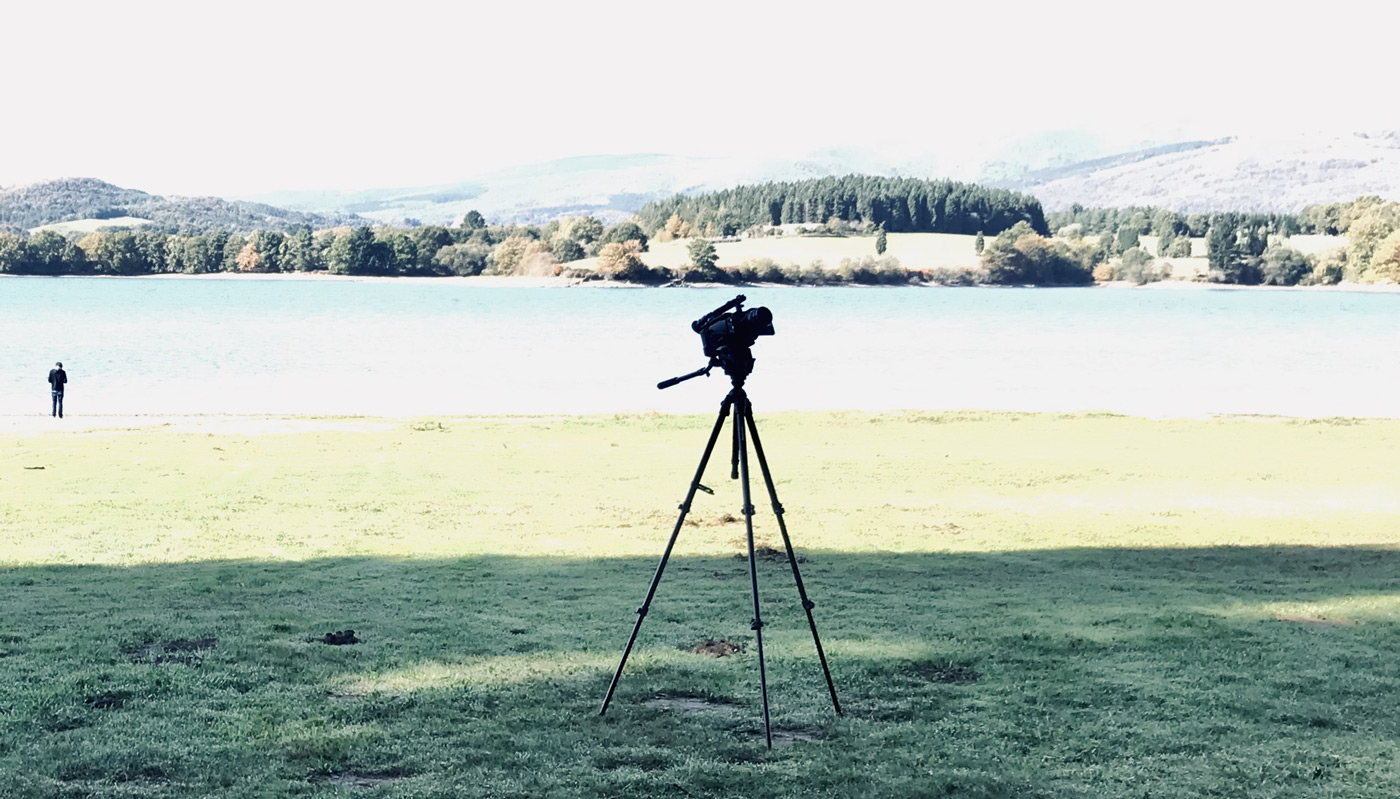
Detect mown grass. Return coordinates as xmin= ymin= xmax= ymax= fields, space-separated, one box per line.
xmin=2 ymin=411 xmax=1399 ymax=797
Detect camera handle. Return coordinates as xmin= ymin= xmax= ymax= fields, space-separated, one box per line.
xmin=657 ymin=362 xmax=714 ymax=390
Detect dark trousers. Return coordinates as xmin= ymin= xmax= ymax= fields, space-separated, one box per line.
xmin=52 ymin=390 xmax=64 ymax=418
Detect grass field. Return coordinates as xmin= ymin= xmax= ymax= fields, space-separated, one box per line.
xmin=3 ymin=412 xmax=1400 ymax=797
xmin=572 ymin=233 xmax=984 ymax=272
xmin=572 ymin=232 xmax=1350 ymax=278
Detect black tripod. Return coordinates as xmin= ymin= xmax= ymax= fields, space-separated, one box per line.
xmin=598 ymin=363 xmax=841 ymax=748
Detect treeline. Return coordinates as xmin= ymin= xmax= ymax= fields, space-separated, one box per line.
xmin=0 ymin=214 xmax=652 ymax=277
xmin=1050 ymin=196 xmax=1400 ymax=285
xmin=636 ymin=175 xmax=1048 ymax=237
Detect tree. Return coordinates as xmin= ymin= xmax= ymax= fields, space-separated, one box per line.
xmin=460 ymin=210 xmax=486 ymax=230
xmin=488 ymin=235 xmax=537 ymax=275
xmin=0 ymin=234 xmax=26 ymax=273
xmin=1116 ymin=224 xmax=1140 ymax=251
xmin=1346 ymin=202 xmax=1400 ymax=276
xmin=432 ymin=242 xmax=491 ymax=276
xmin=235 ymin=240 xmax=264 ymax=272
xmin=875 ymin=225 xmax=887 ymax=255
xmin=981 ymin=227 xmax=1093 ymax=285
xmin=566 ymin=216 xmax=604 ymax=245
xmin=1259 ymin=245 xmax=1311 ymax=286
xmin=1150 ymin=209 xmax=1182 ymax=238
xmin=327 ymin=227 xmax=389 ymax=275
xmin=599 ymin=221 xmax=648 ymax=251
xmin=283 ymin=227 xmax=322 ymax=272
xmin=26 ymin=231 xmax=84 ymax=275
xmin=974 ymin=231 xmax=985 ymax=254
xmin=596 ymin=240 xmax=655 ymax=281
xmin=1369 ymin=229 xmax=1400 ymax=283
xmin=1164 ymin=236 xmax=1193 ymax=258
xmin=551 ymin=236 xmax=586 ymax=263
xmin=687 ymin=237 xmax=718 ymax=276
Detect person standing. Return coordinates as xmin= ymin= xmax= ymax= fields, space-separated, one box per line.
xmin=47 ymin=362 xmax=67 ymax=418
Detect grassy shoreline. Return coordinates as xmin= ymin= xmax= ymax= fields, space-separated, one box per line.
xmin=3 ymin=411 xmax=1399 ymax=797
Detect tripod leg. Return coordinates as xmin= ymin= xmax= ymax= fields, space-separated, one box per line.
xmin=743 ymin=404 xmax=842 ymax=715
xmin=599 ymin=393 xmax=734 ymax=716
xmin=733 ymin=389 xmax=774 ymax=748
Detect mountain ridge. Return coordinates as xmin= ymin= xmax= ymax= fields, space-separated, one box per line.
xmin=0 ymin=177 xmax=364 ymax=234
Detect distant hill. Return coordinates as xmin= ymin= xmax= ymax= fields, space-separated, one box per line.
xmin=999 ymin=131 xmax=1400 ymax=212
xmin=0 ymin=178 xmax=364 ymax=234
xmin=239 ymin=151 xmax=977 ymax=227
xmin=240 ymin=132 xmax=1400 ymax=226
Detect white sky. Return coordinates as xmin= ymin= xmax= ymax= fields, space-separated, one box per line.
xmin=1 ymin=0 xmax=1395 ymax=196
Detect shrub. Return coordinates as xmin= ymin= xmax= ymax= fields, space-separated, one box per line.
xmin=838 ymin=255 xmax=908 ymax=285
xmin=1117 ymin=247 xmax=1170 ymax=285
xmin=432 ymin=242 xmax=491 ymax=276
xmin=1304 ymin=248 xmax=1346 ymax=285
xmin=982 ymin=230 xmax=1094 ymax=285
xmin=1165 ymin=237 xmax=1194 ymax=258
xmin=925 ymin=267 xmax=978 ymax=286
xmin=1258 ymin=245 xmax=1312 ymax=286
xmin=596 ymin=241 xmax=671 ymax=283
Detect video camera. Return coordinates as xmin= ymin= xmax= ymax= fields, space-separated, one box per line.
xmin=658 ymin=295 xmax=775 ymax=388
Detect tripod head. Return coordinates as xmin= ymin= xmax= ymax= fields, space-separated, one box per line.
xmin=658 ymin=295 xmax=775 ymax=389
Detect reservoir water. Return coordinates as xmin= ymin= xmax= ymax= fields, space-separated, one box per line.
xmin=2 ymin=277 xmax=1398 ymax=418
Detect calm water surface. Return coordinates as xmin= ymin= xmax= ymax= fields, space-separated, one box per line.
xmin=2 ymin=277 xmax=1398 ymax=418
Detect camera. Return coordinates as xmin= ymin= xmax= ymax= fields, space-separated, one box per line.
xmin=693 ymin=296 xmax=774 ymax=359
xmin=657 ymin=295 xmax=775 ymax=389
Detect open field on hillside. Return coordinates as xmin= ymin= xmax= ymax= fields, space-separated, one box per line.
xmin=3 ymin=412 xmax=1400 ymax=797
xmin=573 ymin=233 xmax=984 ymax=272
xmin=31 ymin=216 xmax=153 ymax=234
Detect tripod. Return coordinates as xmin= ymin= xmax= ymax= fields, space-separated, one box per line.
xmin=598 ymin=368 xmax=841 ymax=748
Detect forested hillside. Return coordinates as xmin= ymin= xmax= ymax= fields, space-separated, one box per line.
xmin=636 ymin=176 xmax=1047 ymax=237
xmin=0 ymin=178 xmax=363 ymax=234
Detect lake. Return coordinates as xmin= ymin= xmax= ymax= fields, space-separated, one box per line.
xmin=2 ymin=277 xmax=1398 ymax=418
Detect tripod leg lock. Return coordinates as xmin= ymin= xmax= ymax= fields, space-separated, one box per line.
xmin=636 ymin=605 xmax=649 ymax=617
xmin=742 ymin=503 xmax=755 ymax=517
xmin=802 ymin=599 xmax=815 ymax=610
xmin=750 ymin=618 xmax=764 ymax=631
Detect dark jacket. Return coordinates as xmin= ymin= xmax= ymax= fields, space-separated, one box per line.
xmin=48 ymin=368 xmax=67 ymax=393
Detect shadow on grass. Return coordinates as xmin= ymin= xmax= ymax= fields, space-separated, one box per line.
xmin=2 ymin=546 xmax=1400 ymax=798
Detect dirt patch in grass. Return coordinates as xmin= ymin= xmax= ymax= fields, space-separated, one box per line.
xmin=83 ymin=690 xmax=131 ymax=710
xmin=1275 ymin=614 xmax=1356 ymax=627
xmin=684 ymin=638 xmax=742 ymax=657
xmin=310 ymin=772 xmax=402 ymax=789
xmin=644 ymin=696 xmax=738 ymax=714
xmin=122 ymin=637 xmax=216 ymax=665
xmin=908 ymin=661 xmax=980 ymax=684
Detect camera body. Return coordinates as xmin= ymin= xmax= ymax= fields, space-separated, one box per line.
xmin=658 ymin=295 xmax=776 ymax=389
xmin=694 ymin=303 xmax=775 ymax=360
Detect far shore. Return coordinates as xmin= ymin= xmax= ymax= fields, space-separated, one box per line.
xmin=4 ymin=271 xmax=1400 ymax=292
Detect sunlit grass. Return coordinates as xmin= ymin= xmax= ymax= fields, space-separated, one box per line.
xmin=2 ymin=411 xmax=1399 ymax=797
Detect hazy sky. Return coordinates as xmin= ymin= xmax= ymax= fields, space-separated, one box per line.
xmin=2 ymin=0 xmax=1393 ymax=196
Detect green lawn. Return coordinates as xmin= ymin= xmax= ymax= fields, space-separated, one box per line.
xmin=2 ymin=412 xmax=1399 ymax=797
